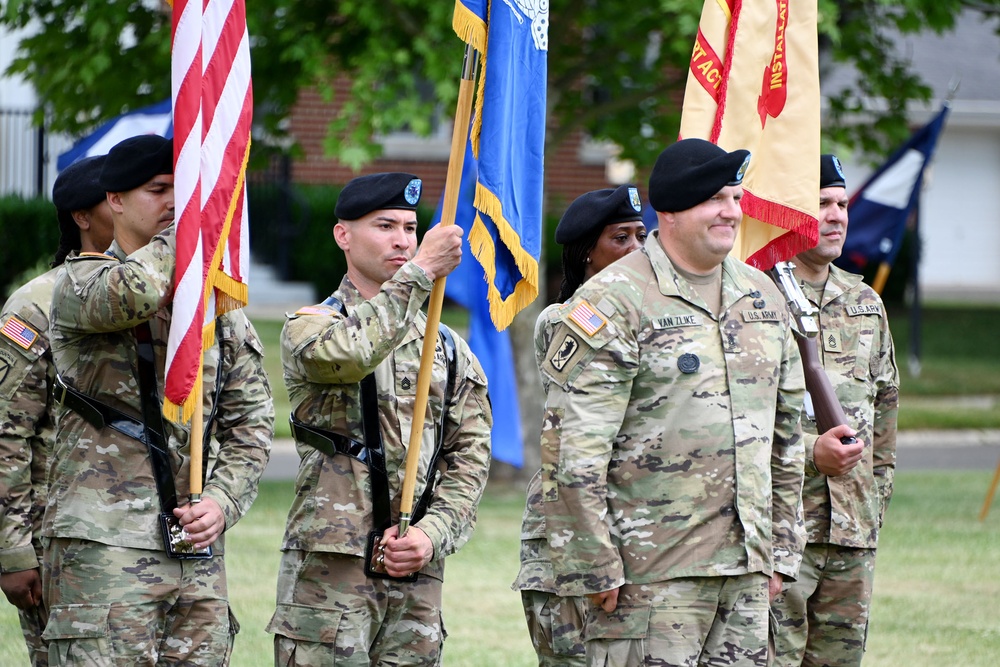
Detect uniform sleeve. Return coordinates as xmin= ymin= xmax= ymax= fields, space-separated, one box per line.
xmin=281 ymin=262 xmax=434 ymax=384
xmin=0 ymin=309 xmax=50 ymax=573
xmin=413 ymin=346 xmax=492 ymax=558
xmin=871 ymin=306 xmax=900 ymax=527
xmin=541 ymin=311 xmax=637 ymax=598
xmin=202 ymin=317 xmax=275 ymax=529
xmin=771 ymin=323 xmax=807 ymax=579
xmin=52 ymin=226 xmax=177 ymax=333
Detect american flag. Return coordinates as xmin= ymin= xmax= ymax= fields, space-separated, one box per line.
xmin=163 ymin=0 xmax=252 ymax=422
xmin=568 ymin=300 xmax=607 ymax=336
xmin=1 ymin=316 xmax=38 ymax=350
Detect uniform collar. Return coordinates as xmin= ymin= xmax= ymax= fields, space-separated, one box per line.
xmin=646 ymin=230 xmax=766 ymax=316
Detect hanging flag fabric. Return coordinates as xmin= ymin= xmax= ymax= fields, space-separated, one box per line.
xmin=679 ymin=0 xmax=820 ymax=270
xmin=452 ymin=0 xmax=548 ymax=330
xmin=434 ymin=140 xmax=523 ymax=467
xmin=164 ymin=0 xmax=253 ymax=421
xmin=56 ymin=99 xmax=173 ymax=171
xmin=835 ymin=105 xmax=950 ymax=274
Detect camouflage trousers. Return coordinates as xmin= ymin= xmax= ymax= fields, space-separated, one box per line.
xmin=41 ymin=537 xmax=237 ymax=666
xmin=268 ymin=549 xmax=446 ymax=666
xmin=770 ymin=543 xmax=876 ymax=667
xmin=584 ymin=573 xmax=770 ymax=667
xmin=520 ymin=590 xmax=587 ymax=666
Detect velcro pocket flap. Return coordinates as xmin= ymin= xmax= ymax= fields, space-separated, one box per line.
xmin=266 ymin=602 xmax=342 ymax=644
xmin=42 ymin=604 xmax=110 ymax=641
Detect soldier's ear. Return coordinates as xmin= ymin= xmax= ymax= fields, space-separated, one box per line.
xmin=106 ymin=192 xmax=125 ymax=215
xmin=333 ymin=222 xmax=350 ymax=251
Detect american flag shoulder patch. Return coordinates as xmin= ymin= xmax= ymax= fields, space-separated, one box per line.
xmin=567 ymin=299 xmax=607 ymax=336
xmin=1 ymin=315 xmax=39 ymax=350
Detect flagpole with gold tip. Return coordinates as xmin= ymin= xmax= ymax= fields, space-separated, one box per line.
xmin=397 ymin=46 xmax=479 ymax=537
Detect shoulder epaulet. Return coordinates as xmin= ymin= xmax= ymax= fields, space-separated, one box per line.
xmin=293 ymin=304 xmax=340 ymax=317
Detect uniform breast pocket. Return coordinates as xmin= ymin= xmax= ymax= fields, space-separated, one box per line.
xmin=851 ymin=327 xmax=877 ymax=384
xmin=394 ymin=358 xmax=420 ymax=397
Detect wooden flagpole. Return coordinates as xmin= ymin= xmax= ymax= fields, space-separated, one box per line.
xmin=190 ymin=372 xmax=203 ymax=502
xmin=398 ymin=45 xmax=479 ymax=537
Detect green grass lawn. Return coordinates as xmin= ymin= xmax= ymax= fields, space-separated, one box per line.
xmin=3 ymin=472 xmax=999 ymax=665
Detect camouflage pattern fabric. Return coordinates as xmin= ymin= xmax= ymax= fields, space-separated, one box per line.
xmin=584 ymin=574 xmax=770 ymax=667
xmin=45 ymin=226 xmax=273 ymax=664
xmin=47 ymin=226 xmax=274 ymax=548
xmin=1 ymin=266 xmax=64 ymax=666
xmin=519 ymin=587 xmax=587 ymax=666
xmin=541 ymin=231 xmax=806 ymax=602
xmin=771 ymin=544 xmax=875 ymax=667
xmin=511 ymin=302 xmax=587 ymax=665
xmin=272 ymin=268 xmax=491 ymax=659
xmin=771 ymin=265 xmax=898 ymax=666
xmin=42 ymin=536 xmax=237 ymax=666
xmin=269 ymin=549 xmax=444 ymax=667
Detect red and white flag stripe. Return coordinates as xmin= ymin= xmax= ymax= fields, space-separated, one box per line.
xmin=165 ymin=0 xmax=252 ymax=422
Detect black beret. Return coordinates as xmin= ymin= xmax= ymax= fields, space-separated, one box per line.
xmin=555 ymin=185 xmax=644 ymax=245
xmin=648 ymin=138 xmax=751 ymax=213
xmin=99 ymin=135 xmax=173 ymax=192
xmin=334 ymin=172 xmax=423 ymax=221
xmin=53 ymin=155 xmax=107 ymax=213
xmin=820 ymin=153 xmax=847 ymax=189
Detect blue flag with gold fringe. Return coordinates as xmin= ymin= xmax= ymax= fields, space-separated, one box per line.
xmin=433 ymin=140 xmax=523 ymax=467
xmin=453 ymin=0 xmax=547 ymax=331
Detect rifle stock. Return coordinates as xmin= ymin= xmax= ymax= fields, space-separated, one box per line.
xmin=768 ymin=261 xmax=857 ymax=445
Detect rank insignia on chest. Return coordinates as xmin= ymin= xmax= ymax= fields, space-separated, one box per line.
xmin=567 ymin=299 xmax=607 ymax=336
xmin=1 ymin=315 xmax=39 ymax=350
xmin=823 ymin=330 xmax=843 ymax=352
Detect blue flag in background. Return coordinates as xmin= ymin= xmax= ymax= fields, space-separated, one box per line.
xmin=835 ymin=105 xmax=950 ymax=274
xmin=57 ymin=99 xmax=173 ymax=171
xmin=433 ymin=141 xmax=523 ymax=467
xmin=453 ymin=0 xmax=548 ymax=331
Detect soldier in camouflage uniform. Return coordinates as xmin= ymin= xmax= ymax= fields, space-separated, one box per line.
xmin=0 ymin=155 xmax=113 ymax=666
xmin=540 ymin=139 xmax=807 ymax=667
xmin=267 ymin=172 xmax=492 ymax=666
xmin=43 ymin=135 xmax=274 ymax=666
xmin=770 ymin=155 xmax=899 ymax=667
xmin=514 ymin=185 xmax=647 ymax=666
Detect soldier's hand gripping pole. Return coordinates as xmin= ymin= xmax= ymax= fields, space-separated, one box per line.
xmin=769 ymin=261 xmax=857 ymax=445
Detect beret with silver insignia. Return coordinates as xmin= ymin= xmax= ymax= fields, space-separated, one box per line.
xmin=335 ymin=172 xmax=423 ymax=221
xmin=820 ymin=153 xmax=847 ymax=189
xmin=555 ymin=184 xmax=645 ymax=245
xmin=648 ymin=138 xmax=751 ymax=213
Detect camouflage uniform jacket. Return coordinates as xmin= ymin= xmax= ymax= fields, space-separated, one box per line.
xmin=540 ymin=231 xmax=806 ymax=598
xmin=0 ymin=266 xmax=63 ymax=573
xmin=279 ymin=266 xmax=492 ymax=580
xmin=46 ymin=227 xmax=274 ymax=551
xmin=513 ymin=302 xmax=564 ymax=594
xmin=799 ymin=264 xmax=899 ymax=548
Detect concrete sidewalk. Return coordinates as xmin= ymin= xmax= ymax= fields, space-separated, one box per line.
xmin=261 ymin=429 xmax=1000 ymax=481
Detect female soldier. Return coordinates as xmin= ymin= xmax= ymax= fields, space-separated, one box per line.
xmin=513 ymin=184 xmax=647 ymax=666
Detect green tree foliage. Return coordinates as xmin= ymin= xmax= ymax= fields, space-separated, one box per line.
xmin=3 ymin=1 xmax=998 ymax=169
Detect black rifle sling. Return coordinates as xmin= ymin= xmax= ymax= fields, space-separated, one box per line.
xmin=133 ymin=321 xmax=178 ymax=513
xmin=320 ymin=295 xmax=456 ymax=530
xmin=133 ymin=320 xmax=224 ymax=513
